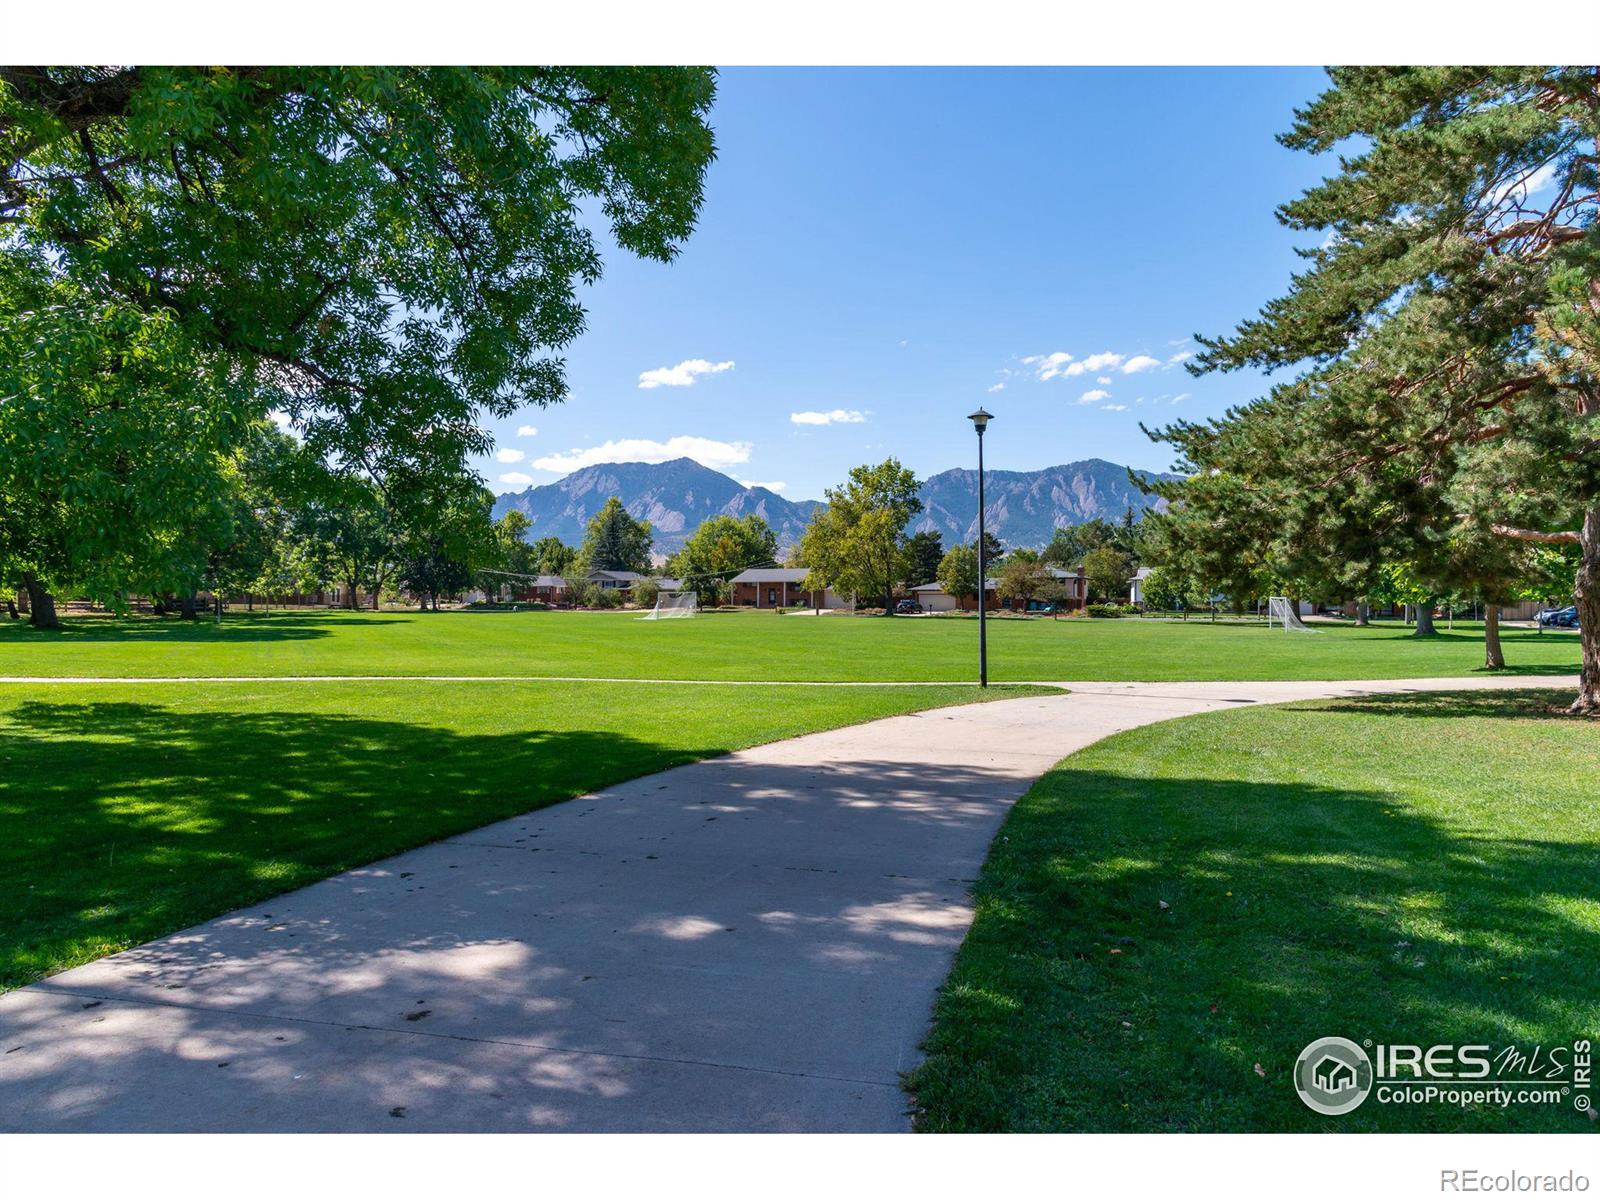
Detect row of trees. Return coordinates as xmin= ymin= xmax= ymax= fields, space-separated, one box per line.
xmin=790 ymin=457 xmax=1148 ymax=611
xmin=1137 ymin=67 xmax=1596 ymax=712
xmin=0 ymin=66 xmax=716 ymax=629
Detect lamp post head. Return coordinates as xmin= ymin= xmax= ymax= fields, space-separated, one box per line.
xmin=967 ymin=407 xmax=993 ymax=434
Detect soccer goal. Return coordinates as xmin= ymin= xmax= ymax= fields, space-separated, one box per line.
xmin=1267 ymin=596 xmax=1315 ymax=632
xmin=640 ymin=591 xmax=699 ymax=620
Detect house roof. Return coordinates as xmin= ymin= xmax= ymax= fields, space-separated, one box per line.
xmin=730 ymin=568 xmax=812 ymax=584
xmin=653 ymin=577 xmax=684 ymax=590
xmin=532 ymin=575 xmax=568 ymax=588
xmin=911 ymin=579 xmax=999 ymax=592
xmin=1129 ymin=566 xmax=1153 ymax=582
xmin=586 ymin=569 xmax=644 ymax=582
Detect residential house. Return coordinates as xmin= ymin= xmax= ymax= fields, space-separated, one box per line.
xmin=729 ymin=567 xmax=848 ymax=609
xmin=586 ymin=569 xmax=645 ymax=592
xmin=911 ymin=565 xmax=1087 ymax=612
xmin=513 ymin=574 xmax=570 ymax=605
xmin=1128 ymin=566 xmax=1153 ymax=607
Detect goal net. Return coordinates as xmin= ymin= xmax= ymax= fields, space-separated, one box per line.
xmin=1267 ymin=596 xmax=1314 ymax=632
xmin=640 ymin=591 xmax=699 ymax=620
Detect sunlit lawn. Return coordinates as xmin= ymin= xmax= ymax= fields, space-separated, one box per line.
xmin=0 ymin=607 xmax=1584 ymax=685
xmin=0 ymin=679 xmax=1046 ymax=990
xmin=909 ymin=689 xmax=1600 ymax=1132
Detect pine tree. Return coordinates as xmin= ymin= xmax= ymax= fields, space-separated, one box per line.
xmin=1167 ymin=68 xmax=1600 ymax=712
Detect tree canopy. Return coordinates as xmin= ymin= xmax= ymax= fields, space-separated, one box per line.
xmin=668 ymin=513 xmax=778 ymax=603
xmin=1147 ymin=67 xmax=1599 ymax=710
xmin=0 ymin=66 xmax=716 ymax=622
xmin=578 ymin=496 xmax=653 ymax=574
xmin=798 ymin=459 xmax=923 ymax=612
xmin=935 ymin=542 xmax=981 ymax=603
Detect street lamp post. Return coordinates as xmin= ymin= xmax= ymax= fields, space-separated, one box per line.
xmin=968 ymin=407 xmax=993 ymax=688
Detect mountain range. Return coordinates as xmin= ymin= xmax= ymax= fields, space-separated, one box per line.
xmin=490 ymin=456 xmax=1177 ymax=555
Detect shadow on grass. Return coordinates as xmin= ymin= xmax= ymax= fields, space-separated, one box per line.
xmin=0 ymin=612 xmax=408 ymax=645
xmin=1306 ymin=688 xmax=1585 ymax=721
xmin=0 ymin=697 xmax=1035 ymax=1131
xmin=0 ymin=699 xmax=713 ymax=991
xmin=912 ymin=694 xmax=1599 ymax=1133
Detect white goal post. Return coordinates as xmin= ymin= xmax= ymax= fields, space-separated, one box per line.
xmin=1267 ymin=596 xmax=1314 ymax=632
xmin=639 ymin=591 xmax=700 ymax=620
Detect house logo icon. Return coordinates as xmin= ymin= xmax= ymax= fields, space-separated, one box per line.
xmin=1294 ymin=1037 xmax=1374 ymax=1115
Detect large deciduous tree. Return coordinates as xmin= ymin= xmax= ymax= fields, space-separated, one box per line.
xmin=1083 ymin=546 xmax=1134 ymax=604
xmin=0 ymin=66 xmax=716 ymax=616
xmin=798 ymin=459 xmax=923 ymax=612
xmin=0 ymin=285 xmax=247 ymax=625
xmin=1161 ymin=67 xmax=1600 ymax=712
xmin=667 ymin=513 xmax=778 ymax=604
xmin=935 ymin=542 xmax=981 ymax=607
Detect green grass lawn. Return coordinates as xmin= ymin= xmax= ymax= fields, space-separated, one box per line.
xmin=0 ymin=679 xmax=1045 ymax=991
xmin=0 ymin=607 xmax=1584 ymax=684
xmin=909 ymin=690 xmax=1600 ymax=1133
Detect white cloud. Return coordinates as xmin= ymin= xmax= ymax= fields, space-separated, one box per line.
xmin=1166 ymin=351 xmax=1195 ymax=367
xmin=739 ymin=479 xmax=787 ymax=493
xmin=790 ymin=409 xmax=867 ymax=426
xmin=637 ymin=358 xmax=735 ymax=389
xmin=986 ymin=383 xmax=1005 ymax=393
xmin=1172 ymin=393 xmax=1191 ymax=403
xmin=1022 ymin=351 xmax=1075 ymax=381
xmin=1068 ymin=353 xmax=1125 ymax=379
xmin=1077 ymin=352 xmax=1125 ymax=374
xmin=1100 ymin=403 xmax=1129 ymax=412
xmin=516 ymin=424 xmax=539 ymax=438
xmin=1078 ymin=388 xmax=1112 ymax=404
xmin=499 ymin=472 xmax=534 ymax=486
xmin=532 ymin=435 xmax=753 ymax=473
xmin=1026 ymin=349 xmax=1174 ymax=381
xmin=495 ymin=447 xmax=525 ymax=464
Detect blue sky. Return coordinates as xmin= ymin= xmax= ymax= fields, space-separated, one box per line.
xmin=476 ymin=67 xmax=1336 ymax=502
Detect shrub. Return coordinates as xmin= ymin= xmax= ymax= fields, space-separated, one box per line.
xmin=1086 ymin=603 xmax=1126 ymax=618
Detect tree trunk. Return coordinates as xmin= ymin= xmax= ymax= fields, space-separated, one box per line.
xmin=178 ymin=592 xmax=198 ymax=620
xmin=1413 ymin=599 xmax=1437 ymax=637
xmin=347 ymin=579 xmax=359 ymax=611
xmin=1355 ymin=601 xmax=1370 ymax=627
xmin=1571 ymin=506 xmax=1600 ymax=715
xmin=371 ymin=588 xmax=381 ymax=611
xmin=1483 ymin=604 xmax=1504 ymax=670
xmin=20 ymin=572 xmax=59 ymax=630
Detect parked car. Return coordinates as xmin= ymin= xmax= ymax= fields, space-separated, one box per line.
xmin=894 ymin=599 xmax=923 ymax=614
xmin=1538 ymin=605 xmax=1579 ymax=628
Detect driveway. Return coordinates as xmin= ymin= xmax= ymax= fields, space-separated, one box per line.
xmin=0 ymin=674 xmax=1568 ymax=1131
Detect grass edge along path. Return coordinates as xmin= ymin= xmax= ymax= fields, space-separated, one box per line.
xmin=1 ymin=679 xmax=1054 ymax=992
xmin=907 ymin=688 xmax=1599 ymax=1134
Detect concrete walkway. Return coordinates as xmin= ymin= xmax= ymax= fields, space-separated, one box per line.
xmin=0 ymin=674 xmax=1571 ymax=1132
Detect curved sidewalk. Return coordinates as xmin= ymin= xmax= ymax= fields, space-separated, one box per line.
xmin=0 ymin=674 xmax=1571 ymax=1132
